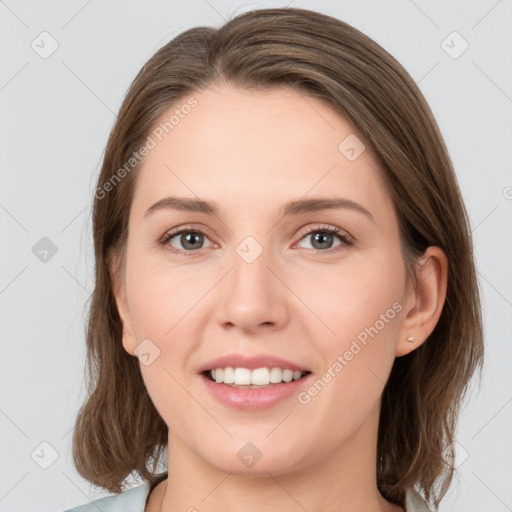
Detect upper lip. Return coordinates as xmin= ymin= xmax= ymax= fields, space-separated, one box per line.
xmin=197 ymin=353 xmax=311 ymax=374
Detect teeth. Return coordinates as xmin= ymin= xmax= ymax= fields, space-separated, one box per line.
xmin=223 ymin=367 xmax=235 ymax=383
xmin=251 ymin=367 xmax=269 ymax=385
xmin=208 ymin=367 xmax=306 ymax=386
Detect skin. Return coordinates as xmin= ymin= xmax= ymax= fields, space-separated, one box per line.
xmin=111 ymin=84 xmax=448 ymax=512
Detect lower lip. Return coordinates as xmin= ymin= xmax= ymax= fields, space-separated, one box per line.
xmin=199 ymin=373 xmax=312 ymax=411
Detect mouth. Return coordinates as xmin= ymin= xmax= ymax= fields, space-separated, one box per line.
xmin=201 ymin=367 xmax=312 ymax=389
xmin=199 ymin=365 xmax=314 ymax=411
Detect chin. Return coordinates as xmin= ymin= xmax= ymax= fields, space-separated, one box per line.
xmin=199 ymin=440 xmax=308 ymax=477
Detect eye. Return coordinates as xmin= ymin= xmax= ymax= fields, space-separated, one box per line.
xmin=159 ymin=225 xmax=215 ymax=256
xmin=159 ymin=223 xmax=354 ymax=257
xmin=295 ymin=224 xmax=354 ymax=254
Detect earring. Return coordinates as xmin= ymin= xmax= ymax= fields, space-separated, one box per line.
xmin=406 ymin=336 xmax=415 ymax=343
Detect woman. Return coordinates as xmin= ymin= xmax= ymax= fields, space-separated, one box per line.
xmin=64 ymin=6 xmax=484 ymax=512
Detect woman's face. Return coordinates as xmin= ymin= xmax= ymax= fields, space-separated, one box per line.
xmin=114 ymin=85 xmax=414 ymax=476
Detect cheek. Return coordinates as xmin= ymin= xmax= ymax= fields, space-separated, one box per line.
xmin=124 ymin=248 xmax=208 ymax=341
xmin=296 ymin=251 xmax=405 ymax=347
xmin=123 ymin=254 xmax=215 ymax=416
xmin=296 ymin=253 xmax=404 ymax=404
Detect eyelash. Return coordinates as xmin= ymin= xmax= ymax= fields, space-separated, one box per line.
xmin=158 ymin=224 xmax=354 ymax=257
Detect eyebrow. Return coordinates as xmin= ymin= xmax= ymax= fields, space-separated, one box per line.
xmin=144 ymin=196 xmax=375 ymax=223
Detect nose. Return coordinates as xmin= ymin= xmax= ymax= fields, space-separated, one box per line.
xmin=214 ymin=242 xmax=290 ymax=334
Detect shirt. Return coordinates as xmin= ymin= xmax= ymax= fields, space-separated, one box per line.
xmin=62 ymin=481 xmax=432 ymax=512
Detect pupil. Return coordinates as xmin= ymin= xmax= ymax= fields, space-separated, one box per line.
xmin=182 ymin=232 xmax=202 ymax=250
xmin=313 ymin=232 xmax=332 ymax=249
xmin=179 ymin=231 xmax=332 ymax=251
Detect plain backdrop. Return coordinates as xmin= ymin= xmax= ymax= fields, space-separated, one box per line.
xmin=1 ymin=1 xmax=511 ymax=511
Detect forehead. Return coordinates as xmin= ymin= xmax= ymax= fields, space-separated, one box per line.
xmin=132 ymin=85 xmax=391 ymax=218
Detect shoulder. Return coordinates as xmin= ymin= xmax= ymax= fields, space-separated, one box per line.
xmin=62 ymin=482 xmax=150 ymax=512
xmin=405 ymin=487 xmax=433 ymax=512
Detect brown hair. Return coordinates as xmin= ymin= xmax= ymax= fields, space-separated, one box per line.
xmin=72 ymin=7 xmax=484 ymax=509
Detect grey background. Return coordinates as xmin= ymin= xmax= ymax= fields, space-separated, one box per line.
xmin=1 ymin=1 xmax=511 ymax=511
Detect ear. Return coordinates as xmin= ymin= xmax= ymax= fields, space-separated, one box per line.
xmin=395 ymin=246 xmax=448 ymax=357
xmin=108 ymin=249 xmax=137 ymax=356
